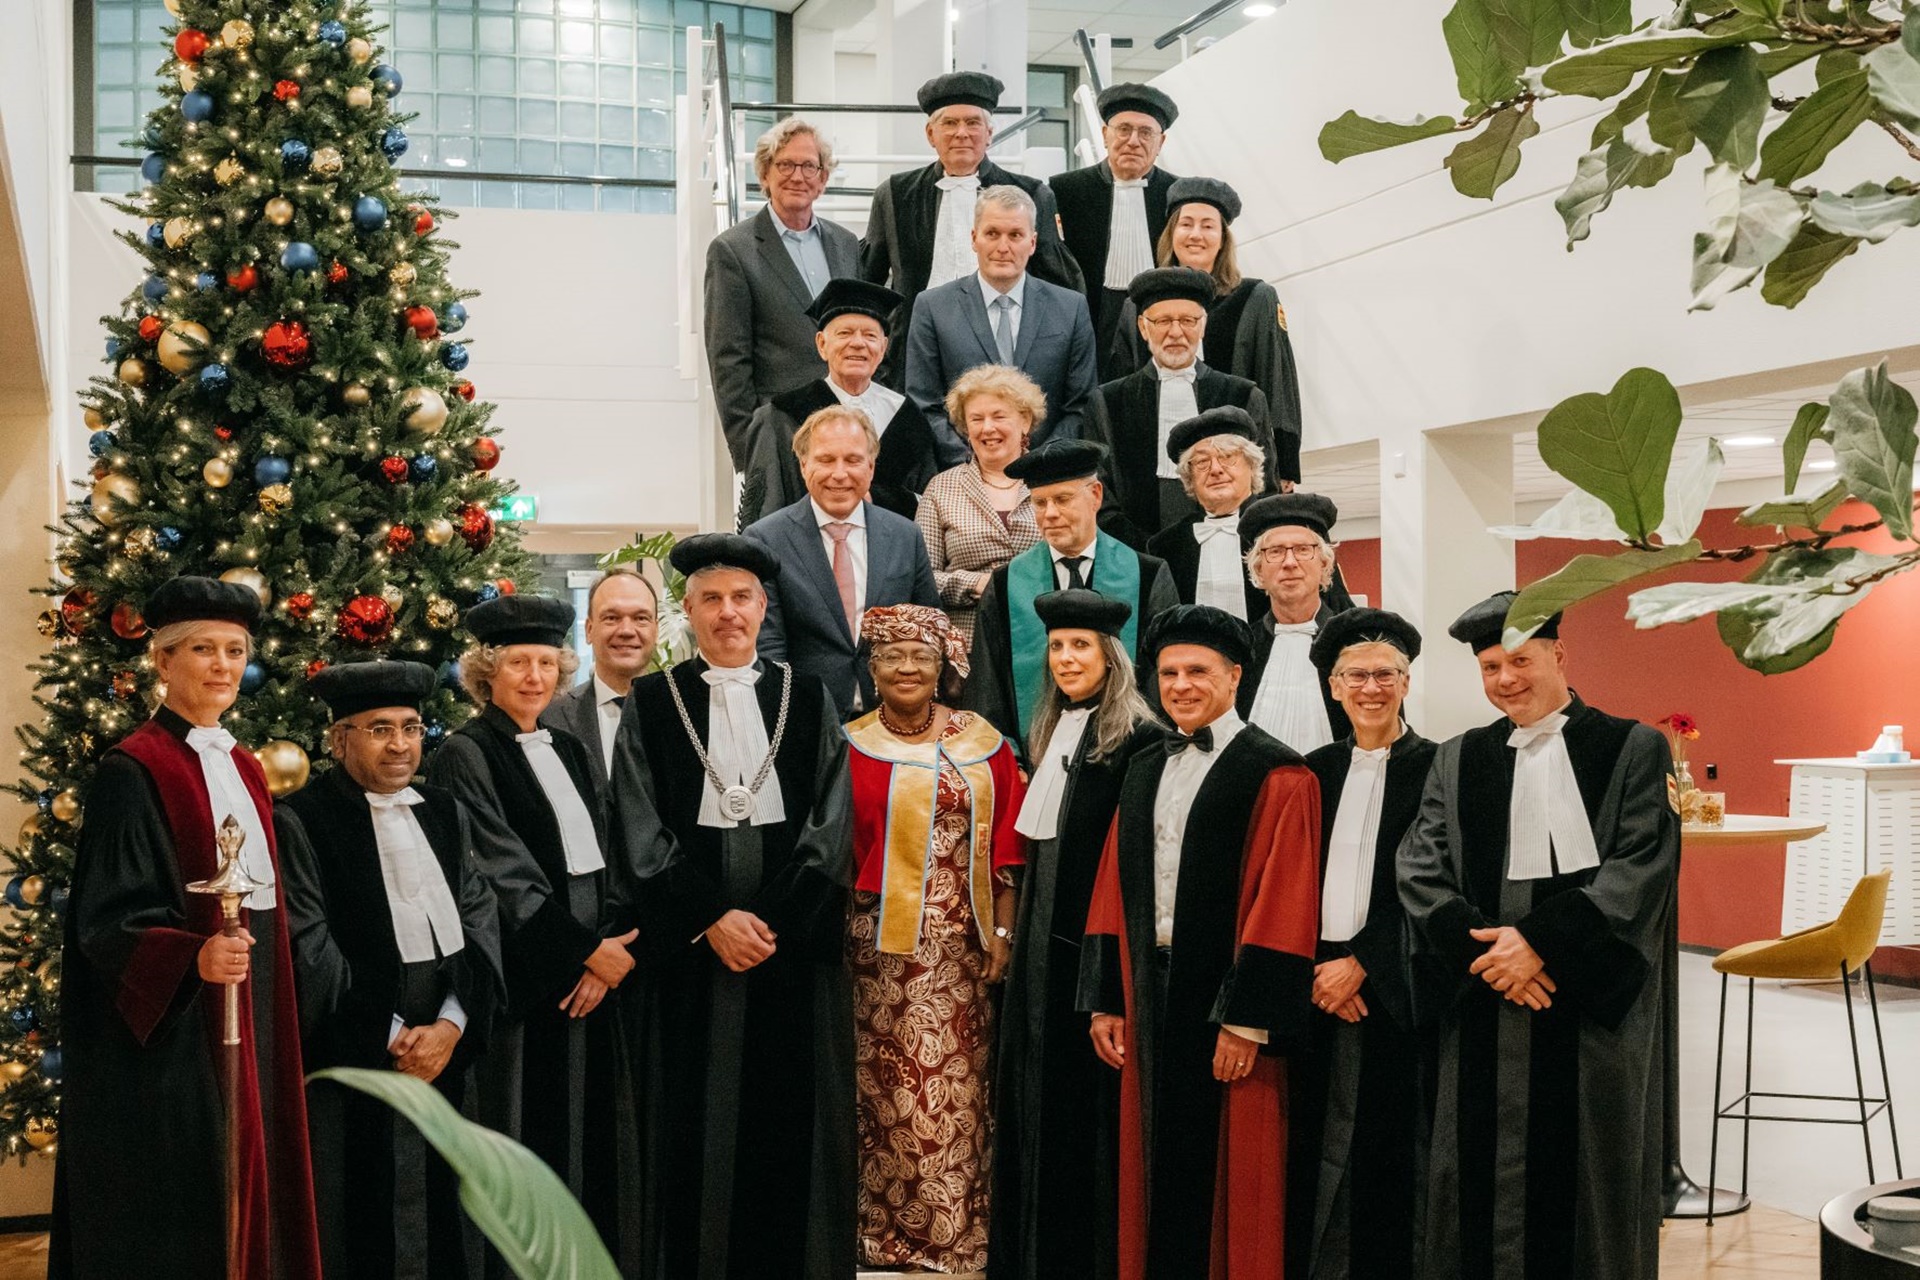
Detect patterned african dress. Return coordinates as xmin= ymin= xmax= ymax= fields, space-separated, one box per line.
xmin=844 ymin=709 xmax=1027 ymax=1272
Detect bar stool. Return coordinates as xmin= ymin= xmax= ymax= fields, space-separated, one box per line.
xmin=1707 ymin=870 xmax=1901 ymax=1224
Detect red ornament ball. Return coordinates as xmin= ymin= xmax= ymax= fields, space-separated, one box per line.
xmin=137 ymin=316 xmax=163 ymax=343
xmin=403 ymin=305 xmax=439 ymax=339
xmin=470 ymin=438 xmax=500 ymax=470
xmin=495 ymin=578 xmax=517 ymax=596
xmin=457 ymin=503 xmax=494 ymax=552
xmin=227 ymin=263 xmax=258 ymax=292
xmin=306 ymin=659 xmax=329 ymax=680
xmin=273 ymin=80 xmax=301 ymax=103
xmin=262 ymin=319 xmax=313 ymax=370
xmin=412 ymin=208 xmax=434 ymax=236
xmin=326 ymin=260 xmax=349 ymax=285
xmin=174 ymin=29 xmax=211 ymax=63
xmin=60 ymin=588 xmax=96 ymax=636
xmin=285 ymin=591 xmax=315 ymax=621
xmin=453 ymin=380 xmax=476 ymax=403
xmin=109 ymin=601 xmax=148 ymax=641
xmin=385 ymin=524 xmax=416 ymax=555
xmin=112 ymin=670 xmax=140 ymax=702
xmin=379 ymin=456 xmax=410 ymax=484
xmin=335 ymin=594 xmax=395 ymax=645
xmin=213 ymin=424 xmax=234 ymax=441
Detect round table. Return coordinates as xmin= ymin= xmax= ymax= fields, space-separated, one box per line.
xmin=1683 ymin=814 xmax=1828 ymax=847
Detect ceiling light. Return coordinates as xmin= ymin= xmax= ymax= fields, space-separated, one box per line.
xmin=1803 ymin=458 xmax=1837 ymax=472
xmin=1720 ymin=434 xmax=1775 ymax=447
xmin=1244 ymin=3 xmax=1276 ymax=15
xmin=442 ymin=156 xmax=468 ymax=168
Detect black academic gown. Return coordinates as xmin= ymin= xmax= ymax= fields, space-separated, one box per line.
xmin=1049 ymin=162 xmax=1179 ymax=380
xmin=1238 ymin=602 xmax=1354 ymax=746
xmin=609 ymin=659 xmax=857 ymax=1280
xmin=992 ymin=718 xmax=1164 ymax=1280
xmin=1291 ymin=731 xmax=1436 ymax=1280
xmin=425 ymin=705 xmax=637 ymax=1273
xmin=1084 ymin=362 xmax=1273 ymax=550
xmin=1145 ymin=498 xmax=1267 ymax=620
xmin=1398 ymin=698 xmax=1677 ymax=1280
xmin=736 ymin=379 xmax=941 ymax=525
xmin=277 ymin=767 xmax=506 ymax=1280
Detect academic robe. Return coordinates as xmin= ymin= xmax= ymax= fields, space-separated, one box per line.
xmin=1291 ymin=731 xmax=1436 ymax=1280
xmin=1237 ymin=603 xmax=1353 ymax=746
xmin=860 ymin=157 xmax=1085 ymax=388
xmin=425 ymin=706 xmax=638 ymax=1272
xmin=1048 ymin=161 xmax=1179 ymax=380
xmin=992 ymin=719 xmax=1164 ymax=1280
xmin=1397 ymin=697 xmax=1677 ymax=1280
xmin=51 ymin=710 xmax=323 ymax=1280
xmin=1085 ymin=362 xmax=1273 ymax=551
xmin=736 ymin=379 xmax=941 ymax=526
xmin=1077 ymin=724 xmax=1322 ymax=1280
xmin=1145 ymin=498 xmax=1267 ymax=620
xmin=276 ymin=766 xmax=507 ymax=1280
xmin=959 ymin=534 xmax=1179 ymax=759
xmin=610 ymin=659 xmax=857 ymax=1280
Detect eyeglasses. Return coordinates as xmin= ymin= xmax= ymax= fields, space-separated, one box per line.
xmin=1253 ymin=542 xmax=1323 ymax=563
xmin=341 ymin=722 xmax=427 ymax=742
xmin=1142 ymin=314 xmax=1204 ymax=332
xmin=1336 ymin=668 xmax=1406 ymax=689
xmin=872 ymin=651 xmax=941 ymax=671
xmin=1109 ymin=124 xmax=1161 ymax=142
xmin=772 ymin=160 xmax=824 ymax=177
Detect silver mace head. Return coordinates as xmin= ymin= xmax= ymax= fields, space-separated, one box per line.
xmin=186 ymin=815 xmax=267 ymax=903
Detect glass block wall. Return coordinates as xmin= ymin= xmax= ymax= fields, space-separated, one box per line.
xmin=86 ymin=0 xmax=782 ymax=213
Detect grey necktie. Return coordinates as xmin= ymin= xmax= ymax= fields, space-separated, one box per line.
xmin=992 ymin=293 xmax=1015 ymax=363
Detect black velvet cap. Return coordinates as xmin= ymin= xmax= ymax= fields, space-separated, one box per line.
xmin=1448 ymin=590 xmax=1560 ymax=654
xmin=1127 ymin=266 xmax=1215 ymax=313
xmin=465 ymin=594 xmax=575 ymax=649
xmin=1310 ymin=608 xmax=1422 ymax=677
xmin=144 ymin=575 xmax=262 ymax=634
xmin=1004 ymin=437 xmax=1107 ymax=489
xmin=1144 ymin=603 xmax=1253 ymax=668
xmin=1097 ymin=83 xmax=1178 ymax=130
xmin=1033 ymin=588 xmax=1131 ymax=638
xmin=917 ymin=71 xmax=1004 ymax=115
xmin=1166 ymin=175 xmax=1242 ymax=224
xmin=1166 ymin=405 xmax=1258 ymax=465
xmin=1241 ymin=492 xmax=1339 ymax=544
xmin=309 ymin=660 xmax=437 ymax=718
xmin=806 ymin=278 xmax=901 ymax=329
xmin=668 ymin=532 xmax=781 ymax=583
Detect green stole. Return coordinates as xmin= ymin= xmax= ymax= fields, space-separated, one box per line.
xmin=1007 ymin=531 xmax=1142 ymax=738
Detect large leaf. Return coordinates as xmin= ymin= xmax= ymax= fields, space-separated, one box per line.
xmin=1627 ymin=579 xmax=1811 ymax=628
xmin=1715 ymin=546 xmax=1899 ymax=672
xmin=1806 ymin=182 xmax=1920 ymax=243
xmin=1736 ymin=479 xmax=1850 ymax=528
xmin=1646 ymin=67 xmax=1698 ymax=152
xmin=1445 ymin=103 xmax=1541 ymax=197
xmin=1504 ymin=540 xmax=1705 ymax=645
xmin=1564 ymin=0 xmax=1635 ymax=47
xmin=1445 ymin=0 xmax=1524 ymax=110
xmin=1535 ymin=366 xmax=1683 ymax=540
xmin=1782 ymin=400 xmax=1830 ymax=491
xmin=312 ymin=1068 xmax=621 ymax=1280
xmin=1657 ymin=436 xmax=1726 ymax=543
xmin=1556 ymin=126 xmax=1674 ymax=244
xmin=1591 ymin=71 xmax=1661 ymax=147
xmin=1826 ymin=362 xmax=1918 ymax=539
xmin=1756 ymin=42 xmax=1825 ymax=77
xmin=1757 ymin=65 xmax=1873 ymax=183
xmin=1319 ymin=110 xmax=1460 ymax=161
xmin=1489 ymin=486 xmax=1628 ymax=541
xmin=1689 ymin=166 xmax=1805 ymax=309
xmin=1759 ymin=222 xmax=1861 ymax=307
xmin=1543 ymin=28 xmax=1769 ymax=98
xmin=1866 ymin=37 xmax=1920 ymax=129
xmin=1676 ymin=44 xmax=1768 ymax=169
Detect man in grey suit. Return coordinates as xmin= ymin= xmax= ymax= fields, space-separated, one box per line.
xmin=905 ymin=184 xmax=1099 ymax=468
xmin=745 ymin=404 xmax=940 ymax=720
xmin=541 ymin=567 xmax=658 ymax=788
xmin=705 ymin=116 xmax=861 ymax=470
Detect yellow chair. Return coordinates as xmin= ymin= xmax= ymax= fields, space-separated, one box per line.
xmin=1707 ymin=870 xmax=1902 ymax=1225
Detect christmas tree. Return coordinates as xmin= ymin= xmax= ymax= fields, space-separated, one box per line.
xmin=0 ymin=0 xmax=531 ymax=1156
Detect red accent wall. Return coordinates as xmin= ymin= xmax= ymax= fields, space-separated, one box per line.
xmin=1337 ymin=537 xmax=1381 ymax=606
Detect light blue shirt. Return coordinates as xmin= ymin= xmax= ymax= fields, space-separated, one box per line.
xmin=777 ymin=217 xmax=830 ymax=300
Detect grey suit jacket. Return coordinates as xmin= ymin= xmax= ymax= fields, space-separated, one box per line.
xmin=539 ymin=678 xmax=608 ymax=792
xmin=745 ymin=498 xmax=941 ymax=719
xmin=904 ymin=273 xmax=1099 ymax=467
xmin=704 ymin=206 xmax=860 ymax=469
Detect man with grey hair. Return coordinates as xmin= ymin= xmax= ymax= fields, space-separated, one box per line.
xmin=862 ymin=71 xmax=1083 ymax=389
xmin=1236 ymin=492 xmax=1351 ymax=753
xmin=904 ymin=183 xmax=1098 ymax=465
xmin=705 ymin=116 xmax=860 ymax=469
xmin=1147 ymin=406 xmax=1268 ymax=620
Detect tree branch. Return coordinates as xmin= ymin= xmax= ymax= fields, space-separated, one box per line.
xmin=1875 ymin=115 xmax=1920 ymax=162
xmin=1689 ymin=516 xmax=1890 ymax=562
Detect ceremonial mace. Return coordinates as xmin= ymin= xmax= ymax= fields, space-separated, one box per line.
xmin=188 ymin=815 xmax=266 ymax=1280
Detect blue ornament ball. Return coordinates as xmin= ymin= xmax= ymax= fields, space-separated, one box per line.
xmin=9 ymin=1006 xmax=36 ymax=1035
xmin=380 ymin=127 xmax=409 ymax=162
xmin=88 ymin=430 xmax=116 ymax=458
xmin=281 ymin=241 xmax=321 ymax=273
xmin=34 ymin=789 xmax=53 ymax=814
xmin=145 ymin=223 xmax=165 ymax=248
xmin=352 ymin=196 xmax=388 ymax=231
xmin=439 ymin=343 xmax=469 ymax=372
xmin=142 ymin=274 xmax=169 ymax=303
xmin=239 ymin=661 xmax=268 ymax=695
xmin=424 ymin=720 xmax=447 ymax=746
xmin=371 ymin=64 xmax=404 ymax=96
xmin=408 ymin=454 xmax=437 ymax=483
xmin=105 ymin=337 xmax=125 ymax=360
xmin=157 ymin=525 xmax=183 ymax=550
xmin=180 ymin=91 xmax=216 ymax=124
xmin=143 ymin=121 xmax=163 ymax=148
xmin=443 ymin=301 xmax=468 ymax=333
xmin=280 ymin=139 xmax=312 ymax=170
xmin=198 ymin=363 xmax=231 ymax=395
xmin=318 ymin=19 xmax=347 ymax=47
xmin=195 ymin=271 xmax=219 ymax=292
xmin=37 ymin=1049 xmax=61 ymax=1082
xmin=140 ymin=153 xmax=166 ymax=184
xmin=254 ymin=455 xmax=292 ymax=486
xmin=1 ymin=879 xmax=22 ymax=911
xmin=474 ymin=582 xmax=501 ymax=604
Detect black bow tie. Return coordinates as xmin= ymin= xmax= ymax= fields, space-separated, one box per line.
xmin=1167 ymin=726 xmax=1214 ymax=755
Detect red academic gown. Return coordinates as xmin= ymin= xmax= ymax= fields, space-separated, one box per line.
xmin=1079 ymin=722 xmax=1320 ymax=1280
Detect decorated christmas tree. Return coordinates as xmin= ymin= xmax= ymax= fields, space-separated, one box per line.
xmin=0 ymin=0 xmax=530 ymax=1156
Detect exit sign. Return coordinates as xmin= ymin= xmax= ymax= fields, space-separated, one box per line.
xmin=492 ymin=494 xmax=538 ymax=523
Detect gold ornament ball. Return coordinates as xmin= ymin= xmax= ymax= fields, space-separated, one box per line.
xmin=118 ymin=358 xmax=148 ymax=387
xmin=264 ymin=196 xmax=295 ymax=226
xmin=162 ymin=0 xmax=182 ymax=16
xmin=163 ymin=216 xmax=194 ymax=249
xmin=203 ymin=456 xmax=235 ymax=488
xmin=157 ymin=319 xmax=211 ymax=375
xmin=400 ymin=387 xmax=449 ymax=436
xmin=220 ymin=18 xmax=254 ymax=49
xmin=388 ymin=261 xmax=417 ymax=290
xmin=311 ymin=146 xmax=344 ymax=179
xmin=346 ymin=85 xmax=372 ymax=110
xmin=34 ymin=611 xmax=60 ymax=640
xmin=214 ymin=156 xmax=244 ymax=186
xmin=18 ymin=813 xmax=43 ymax=845
xmin=91 ymin=473 xmax=142 ymax=527
xmin=17 ymin=877 xmax=44 ymax=907
xmin=178 ymin=65 xmax=199 ymax=93
xmin=255 ymin=740 xmax=311 ymax=798
xmin=0 ymin=1062 xmax=25 ymax=1089
xmin=258 ymin=482 xmax=294 ymax=515
xmin=425 ymin=596 xmax=458 ymax=630
xmin=381 ymin=583 xmax=405 ymax=610
xmin=347 ymin=37 xmax=373 ymax=63
xmin=24 ymin=1119 xmax=56 ymax=1153
xmin=342 ymin=382 xmax=371 ymax=408
xmin=49 ymin=791 xmax=80 ymax=825
xmin=125 ymin=526 xmax=159 ymax=559
xmin=219 ymin=566 xmax=271 ymax=609
xmin=83 ymin=405 xmax=105 ymax=430
xmin=423 ymin=517 xmax=454 ymax=547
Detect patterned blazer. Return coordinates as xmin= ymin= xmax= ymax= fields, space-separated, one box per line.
xmin=914 ymin=462 xmax=1041 ymax=645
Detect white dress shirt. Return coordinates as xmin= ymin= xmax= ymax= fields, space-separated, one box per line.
xmin=977 ymin=270 xmax=1027 ymax=352
xmin=366 ymin=787 xmax=469 ymax=1048
xmin=1193 ymin=512 xmax=1246 ymax=618
xmin=1248 ymin=618 xmax=1334 ymax=754
xmin=183 ymin=725 xmax=276 ymax=908
xmin=514 ymin=730 xmax=605 ymax=874
xmin=827 ymin=375 xmax=905 ymax=439
xmin=812 ymin=498 xmax=868 ymax=628
xmin=698 ymin=661 xmax=788 ymax=828
xmin=930 ymin=172 xmax=982 ymax=288
xmin=1506 ymin=704 xmax=1601 ymax=880
xmin=1015 ymin=707 xmax=1093 ymax=839
xmin=1321 ymin=746 xmax=1391 ymax=941
xmin=592 ymin=674 xmax=625 ymax=777
xmin=1103 ymin=174 xmax=1153 ymax=288
xmin=1154 ymin=362 xmax=1201 ymax=479
xmin=1048 ymin=537 xmax=1098 ymax=591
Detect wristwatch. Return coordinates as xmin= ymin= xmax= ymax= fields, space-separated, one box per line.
xmin=993 ymin=925 xmax=1014 ymax=941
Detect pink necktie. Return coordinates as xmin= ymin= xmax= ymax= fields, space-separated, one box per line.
xmin=826 ymin=521 xmax=858 ymax=637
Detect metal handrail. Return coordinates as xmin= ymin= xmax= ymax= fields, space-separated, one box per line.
xmin=989 ymin=107 xmax=1054 ymax=146
xmin=729 ymin=101 xmax=1028 ymax=116
xmin=72 ymin=153 xmax=673 ymax=190
xmin=1155 ymin=0 xmax=1242 ymax=50
xmin=711 ymin=22 xmax=741 ymax=228
xmin=1074 ymin=29 xmax=1107 ymax=94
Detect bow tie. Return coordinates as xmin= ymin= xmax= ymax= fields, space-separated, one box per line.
xmin=1167 ymin=726 xmax=1215 ymax=755
xmin=1272 ymin=621 xmax=1318 ymax=637
xmin=936 ymin=174 xmax=981 ymax=191
xmin=1155 ymin=363 xmax=1197 ymax=384
xmin=1508 ymin=711 xmax=1570 ymax=750
xmin=366 ymin=787 xmax=424 ymax=809
xmin=1195 ymin=514 xmax=1239 ymax=544
xmin=1063 ymin=694 xmax=1103 ymax=714
xmin=1113 ymin=178 xmax=1146 ymax=190
xmin=185 ymin=726 xmax=237 ymax=755
xmin=1352 ymin=745 xmax=1392 ymax=763
xmin=514 ymin=729 xmax=552 ymax=745
xmin=702 ymin=666 xmax=761 ymax=687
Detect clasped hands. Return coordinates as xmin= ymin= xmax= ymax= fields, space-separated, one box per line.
xmin=560 ymin=927 xmax=642 ymax=1019
xmin=1468 ymin=925 xmax=1555 ymax=1010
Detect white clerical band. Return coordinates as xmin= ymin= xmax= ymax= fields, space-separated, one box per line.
xmin=1015 ymin=707 xmax=1093 ymax=839
xmin=185 ymin=725 xmax=277 ymax=908
xmin=1193 ymin=517 xmax=1245 ymax=618
xmin=515 ymin=731 xmax=607 ymax=875
xmin=365 ymin=787 xmax=466 ymax=964
xmin=1247 ymin=624 xmax=1333 ymax=755
xmin=1321 ymin=747 xmax=1389 ymax=941
xmin=697 ymin=664 xmax=787 ymax=828
xmin=1506 ymin=711 xmax=1602 ymax=880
